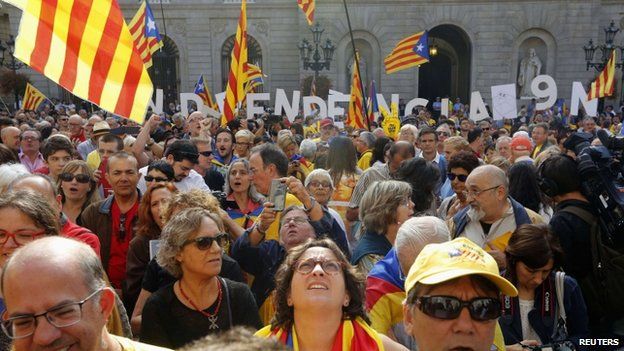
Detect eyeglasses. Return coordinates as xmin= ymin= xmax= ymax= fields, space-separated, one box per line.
xmin=184 ymin=233 xmax=229 ymax=250
xmin=199 ymin=150 xmax=213 ymax=157
xmin=295 ymin=258 xmax=343 ymax=275
xmin=437 ymin=131 xmax=450 ymax=137
xmin=447 ymin=173 xmax=468 ymax=182
xmin=413 ymin=295 xmax=501 ymax=321
xmin=308 ymin=181 xmax=332 ymax=189
xmin=0 ymin=230 xmax=45 ymax=246
xmin=144 ymin=175 xmax=169 ymax=183
xmin=462 ymin=185 xmax=501 ymax=198
xmin=1 ymin=289 xmax=104 ymax=339
xmin=59 ymin=172 xmax=91 ymax=184
xmin=20 ymin=136 xmax=39 ymax=142
xmin=282 ymin=216 xmax=309 ymax=225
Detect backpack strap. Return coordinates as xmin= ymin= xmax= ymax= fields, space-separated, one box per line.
xmin=559 ymin=206 xmax=597 ymax=225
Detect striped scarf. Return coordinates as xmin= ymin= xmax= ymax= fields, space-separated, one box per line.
xmin=255 ymin=317 xmax=383 ymax=351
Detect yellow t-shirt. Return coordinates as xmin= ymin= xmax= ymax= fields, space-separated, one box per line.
xmin=265 ymin=193 xmax=302 ymax=241
xmin=357 ymin=150 xmax=373 ymax=171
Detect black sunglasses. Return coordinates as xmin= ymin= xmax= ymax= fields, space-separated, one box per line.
xmin=59 ymin=173 xmax=91 ymax=184
xmin=184 ymin=233 xmax=229 ymax=250
xmin=447 ymin=173 xmax=468 ymax=182
xmin=414 ymin=295 xmax=501 ymax=321
xmin=199 ymin=150 xmax=213 ymax=157
xmin=144 ymin=175 xmax=169 ymax=182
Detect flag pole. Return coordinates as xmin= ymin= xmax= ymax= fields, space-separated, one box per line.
xmin=342 ymin=0 xmax=369 ymax=131
xmin=159 ymin=0 xmax=167 ymax=37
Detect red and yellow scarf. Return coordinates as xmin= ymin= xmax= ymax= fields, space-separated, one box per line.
xmin=255 ymin=317 xmax=383 ymax=351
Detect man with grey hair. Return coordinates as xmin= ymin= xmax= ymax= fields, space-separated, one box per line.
xmin=365 ymin=216 xmax=450 ymax=349
xmin=1 ymin=237 xmax=170 ymax=351
xmin=447 ymin=164 xmax=543 ymax=268
xmin=1 ymin=126 xmax=21 ymax=155
xmin=355 ymin=131 xmax=375 ymax=171
xmin=68 ymin=114 xmax=86 ymax=144
xmin=495 ymin=135 xmax=512 ymax=160
xmin=77 ymin=115 xmax=103 ymax=160
xmin=299 ymin=139 xmax=317 ymax=162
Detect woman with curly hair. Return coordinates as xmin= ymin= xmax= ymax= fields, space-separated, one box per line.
xmin=140 ymin=208 xmax=261 ymax=349
xmin=125 ymin=182 xmax=176 ymax=320
xmin=256 ymin=238 xmax=405 ymax=351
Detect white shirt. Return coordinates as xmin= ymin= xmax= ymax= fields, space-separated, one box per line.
xmin=138 ymin=165 xmax=210 ymax=193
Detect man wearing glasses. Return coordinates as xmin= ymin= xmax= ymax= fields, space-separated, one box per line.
xmin=1 ymin=237 xmax=170 ymax=351
xmin=447 ymin=165 xmax=543 ymax=269
xmin=403 ymin=237 xmax=517 ymax=351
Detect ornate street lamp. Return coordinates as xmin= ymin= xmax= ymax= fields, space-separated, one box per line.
xmin=0 ymin=35 xmax=25 ymax=110
xmin=583 ymin=20 xmax=624 ymax=104
xmin=298 ymin=23 xmax=335 ymax=78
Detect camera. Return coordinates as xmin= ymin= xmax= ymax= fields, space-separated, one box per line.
xmin=564 ymin=131 xmax=624 ymax=246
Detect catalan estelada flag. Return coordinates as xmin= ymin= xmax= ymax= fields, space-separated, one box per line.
xmin=22 ymin=83 xmax=48 ymax=111
xmin=297 ymin=0 xmax=315 ymax=26
xmin=367 ymin=80 xmax=379 ymax=123
xmin=588 ymin=50 xmax=616 ymax=100
xmin=384 ymin=30 xmax=430 ymax=74
xmin=4 ymin=0 xmax=153 ymax=123
xmin=365 ymin=249 xmax=406 ymax=336
xmin=194 ymin=75 xmax=218 ymax=111
xmin=222 ymin=0 xmax=248 ymax=125
xmin=256 ymin=317 xmax=383 ymax=350
xmin=128 ymin=0 xmax=163 ymax=69
xmin=347 ymin=55 xmax=366 ymax=129
xmin=244 ymin=63 xmax=265 ymax=92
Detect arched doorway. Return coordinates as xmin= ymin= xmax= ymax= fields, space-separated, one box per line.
xmin=418 ymin=25 xmax=471 ymax=107
xmin=150 ymin=36 xmax=180 ymax=106
xmin=221 ymin=35 xmax=263 ymax=91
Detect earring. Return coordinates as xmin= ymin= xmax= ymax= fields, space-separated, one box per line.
xmin=343 ymin=299 xmax=350 ymax=307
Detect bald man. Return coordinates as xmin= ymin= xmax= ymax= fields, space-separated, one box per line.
xmin=1 ymin=126 xmax=21 ymax=153
xmin=9 ymin=174 xmax=101 ymax=255
xmin=68 ymin=114 xmax=86 ymax=143
xmin=447 ymin=165 xmax=543 ymax=268
xmin=1 ymin=237 xmax=169 ymax=351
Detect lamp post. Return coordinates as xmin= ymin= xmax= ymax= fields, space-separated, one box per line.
xmin=298 ymin=23 xmax=335 ymax=78
xmin=0 ymin=35 xmax=25 ymax=111
xmin=583 ymin=20 xmax=624 ymax=106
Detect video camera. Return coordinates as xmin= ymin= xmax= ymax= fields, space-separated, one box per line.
xmin=563 ymin=131 xmax=624 ymax=245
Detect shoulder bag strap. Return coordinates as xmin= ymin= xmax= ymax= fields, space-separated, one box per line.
xmin=220 ymin=277 xmax=233 ymax=328
xmin=554 ymin=272 xmax=568 ymax=335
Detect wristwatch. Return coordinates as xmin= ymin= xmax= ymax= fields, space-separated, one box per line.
xmin=303 ymin=197 xmax=316 ymax=213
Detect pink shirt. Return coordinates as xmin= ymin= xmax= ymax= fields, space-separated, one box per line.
xmin=19 ymin=151 xmax=45 ymax=173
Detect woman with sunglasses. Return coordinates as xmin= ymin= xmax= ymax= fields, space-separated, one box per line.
xmin=58 ymin=160 xmax=100 ymax=225
xmin=140 ymin=208 xmax=260 ymax=348
xmin=144 ymin=160 xmax=175 ymax=188
xmin=501 ymin=224 xmax=589 ymax=351
xmin=437 ymin=151 xmax=480 ymax=220
xmin=256 ymin=238 xmax=405 ymax=351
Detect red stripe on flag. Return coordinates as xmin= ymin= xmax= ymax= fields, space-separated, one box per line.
xmin=129 ymin=13 xmax=146 ymax=35
xmin=88 ymin=4 xmax=124 ymax=105
xmin=386 ymin=56 xmax=427 ymax=71
xmin=30 ymin=0 xmax=58 ymax=72
xmin=385 ymin=50 xmax=425 ymax=66
xmin=112 ymin=2 xmax=144 ymax=117
xmin=58 ymin=0 xmax=91 ymax=91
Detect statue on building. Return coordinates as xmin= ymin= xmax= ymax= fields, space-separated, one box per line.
xmin=517 ymin=48 xmax=542 ymax=97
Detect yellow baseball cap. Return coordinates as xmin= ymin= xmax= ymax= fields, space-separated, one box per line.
xmin=404 ymin=237 xmax=518 ymax=296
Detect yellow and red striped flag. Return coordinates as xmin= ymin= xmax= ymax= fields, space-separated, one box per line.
xmin=128 ymin=0 xmax=163 ymax=69
xmin=384 ymin=30 xmax=430 ymax=74
xmin=22 ymin=83 xmax=48 ymax=111
xmin=244 ymin=63 xmax=265 ymax=93
xmin=297 ymin=0 xmax=315 ymax=26
xmin=4 ymin=0 xmax=153 ymax=123
xmin=222 ymin=0 xmax=248 ymax=125
xmin=347 ymin=55 xmax=366 ymax=129
xmin=588 ymin=50 xmax=617 ymax=100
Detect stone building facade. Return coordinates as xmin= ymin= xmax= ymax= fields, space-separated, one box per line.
xmin=2 ymin=0 xmax=624 ymax=110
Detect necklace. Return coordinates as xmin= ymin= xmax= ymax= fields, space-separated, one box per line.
xmin=179 ymin=279 xmax=223 ymax=329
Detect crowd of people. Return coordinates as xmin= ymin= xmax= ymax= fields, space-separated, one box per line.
xmin=0 ymin=98 xmax=621 ymax=351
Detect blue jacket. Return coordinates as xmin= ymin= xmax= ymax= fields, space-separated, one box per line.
xmin=499 ymin=272 xmax=590 ymax=349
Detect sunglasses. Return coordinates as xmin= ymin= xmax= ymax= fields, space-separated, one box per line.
xmin=447 ymin=173 xmax=468 ymax=182
xmin=295 ymin=258 xmax=343 ymax=275
xmin=414 ymin=295 xmax=501 ymax=321
xmin=59 ymin=173 xmax=91 ymax=184
xmin=199 ymin=150 xmax=213 ymax=157
xmin=184 ymin=233 xmax=229 ymax=250
xmin=437 ymin=131 xmax=450 ymax=137
xmin=144 ymin=175 xmax=169 ymax=182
